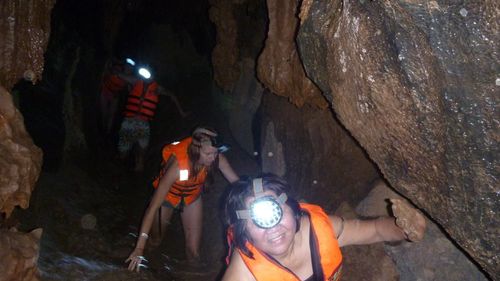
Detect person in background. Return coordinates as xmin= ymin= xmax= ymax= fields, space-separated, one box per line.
xmin=117 ymin=65 xmax=188 ymax=172
xmin=222 ymin=174 xmax=427 ymax=281
xmin=99 ymin=58 xmax=133 ymax=140
xmin=126 ymin=127 xmax=239 ymax=272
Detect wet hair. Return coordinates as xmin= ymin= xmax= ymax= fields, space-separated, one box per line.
xmin=188 ymin=126 xmax=219 ymax=186
xmin=224 ymin=174 xmax=302 ymax=258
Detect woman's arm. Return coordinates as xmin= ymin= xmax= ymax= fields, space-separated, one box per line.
xmin=157 ymin=85 xmax=189 ymax=117
xmin=331 ymin=199 xmax=426 ymax=247
xmin=126 ymin=158 xmax=179 ymax=271
xmin=136 ymin=163 xmax=178 ymax=247
xmin=218 ymin=154 xmax=239 ymax=183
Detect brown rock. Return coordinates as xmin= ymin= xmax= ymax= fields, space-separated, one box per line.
xmin=0 ymin=228 xmax=43 ymax=281
xmin=257 ymin=0 xmax=327 ymax=108
xmin=209 ymin=0 xmax=240 ymax=91
xmin=0 ymin=86 xmax=43 ymax=217
xmin=297 ymin=0 xmax=498 ymax=277
xmin=0 ymin=0 xmax=55 ymax=89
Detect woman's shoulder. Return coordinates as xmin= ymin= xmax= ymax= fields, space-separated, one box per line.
xmin=295 ymin=215 xmax=311 ymax=248
xmin=222 ymin=250 xmax=255 ymax=281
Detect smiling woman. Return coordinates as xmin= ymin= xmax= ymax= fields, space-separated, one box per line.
xmin=222 ymin=174 xmax=427 ymax=281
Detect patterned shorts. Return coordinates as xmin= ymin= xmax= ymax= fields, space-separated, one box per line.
xmin=118 ymin=117 xmax=150 ymax=153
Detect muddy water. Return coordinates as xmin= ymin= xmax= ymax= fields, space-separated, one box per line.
xmin=15 ymin=135 xmax=258 ymax=281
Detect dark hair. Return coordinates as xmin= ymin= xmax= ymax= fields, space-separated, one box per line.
xmin=224 ymin=174 xmax=302 ymax=258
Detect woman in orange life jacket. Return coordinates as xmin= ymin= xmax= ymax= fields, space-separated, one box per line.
xmin=126 ymin=127 xmax=239 ymax=272
xmin=221 ymin=174 xmax=427 ymax=281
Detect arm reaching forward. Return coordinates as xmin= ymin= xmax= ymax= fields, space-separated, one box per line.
xmin=332 ymin=198 xmax=426 ymax=247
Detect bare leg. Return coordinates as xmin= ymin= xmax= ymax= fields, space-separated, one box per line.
xmin=117 ymin=121 xmax=129 ymax=161
xmin=180 ymin=198 xmax=203 ymax=262
xmin=150 ymin=205 xmax=174 ymax=247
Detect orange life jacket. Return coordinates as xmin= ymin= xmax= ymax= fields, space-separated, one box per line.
xmin=238 ymin=203 xmax=343 ymax=281
xmin=124 ymin=80 xmax=159 ymax=121
xmin=101 ymin=74 xmax=127 ymax=97
xmin=152 ymin=137 xmax=208 ymax=207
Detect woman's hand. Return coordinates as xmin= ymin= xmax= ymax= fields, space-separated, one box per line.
xmin=390 ymin=198 xmax=427 ymax=242
xmin=125 ymin=247 xmax=148 ymax=272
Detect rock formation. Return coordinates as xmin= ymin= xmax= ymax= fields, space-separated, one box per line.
xmin=297 ymin=0 xmax=498 ymax=277
xmin=0 ymin=228 xmax=43 ymax=281
xmin=0 ymin=0 xmax=55 ymax=90
xmin=0 ymin=1 xmax=51 ymax=280
xmin=0 ymin=86 xmax=43 ymax=217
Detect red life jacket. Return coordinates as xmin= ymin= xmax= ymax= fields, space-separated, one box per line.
xmin=124 ymin=80 xmax=159 ymax=121
xmin=237 ymin=203 xmax=343 ymax=281
xmin=152 ymin=137 xmax=208 ymax=207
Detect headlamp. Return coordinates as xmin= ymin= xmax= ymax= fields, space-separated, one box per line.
xmin=236 ymin=179 xmax=288 ymax=229
xmin=138 ymin=67 xmax=152 ymax=79
xmin=193 ymin=128 xmax=231 ymax=153
xmin=211 ymin=135 xmax=231 ymax=153
xmin=125 ymin=58 xmax=136 ymax=66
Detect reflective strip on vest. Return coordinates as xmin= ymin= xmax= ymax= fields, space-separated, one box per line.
xmin=152 ymin=137 xmax=207 ymax=207
xmin=179 ymin=169 xmax=189 ymax=181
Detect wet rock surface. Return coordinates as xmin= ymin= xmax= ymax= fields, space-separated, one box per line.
xmin=11 ymin=143 xmax=252 ymax=281
xmin=356 ymin=180 xmax=489 ymax=281
xmin=298 ymin=0 xmax=498 ymax=277
xmin=0 ymin=0 xmax=55 ymax=89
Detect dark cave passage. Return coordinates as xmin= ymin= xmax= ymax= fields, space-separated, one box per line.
xmin=11 ymin=1 xmax=264 ymax=280
xmin=1 ymin=0 xmax=496 ymax=280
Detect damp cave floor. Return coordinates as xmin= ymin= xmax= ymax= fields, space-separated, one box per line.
xmin=12 ymin=127 xmax=259 ymax=281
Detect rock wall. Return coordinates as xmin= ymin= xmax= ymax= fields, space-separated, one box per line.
xmin=260 ymin=92 xmax=380 ymax=210
xmin=356 ymin=181 xmax=489 ymax=281
xmin=0 ymin=0 xmax=55 ymax=90
xmin=0 ymin=87 xmax=43 ymax=217
xmin=0 ymin=0 xmax=48 ymax=215
xmin=211 ymin=0 xmax=380 ymax=207
xmin=0 ymin=1 xmax=50 ymax=280
xmin=228 ymin=58 xmax=264 ymax=155
xmin=209 ymin=0 xmax=240 ymax=91
xmin=297 ymin=0 xmax=498 ymax=278
xmin=257 ymin=0 xmax=327 ymax=108
xmin=0 ymin=228 xmax=43 ymax=281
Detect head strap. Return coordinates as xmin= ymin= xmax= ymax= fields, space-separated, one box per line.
xmin=253 ymin=178 xmax=264 ymax=197
xmin=193 ymin=127 xmax=217 ymax=137
xmin=276 ymin=193 xmax=287 ymax=204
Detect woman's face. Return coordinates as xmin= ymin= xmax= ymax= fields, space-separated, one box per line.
xmin=197 ymin=145 xmax=218 ymax=166
xmin=244 ymin=190 xmax=297 ymax=258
